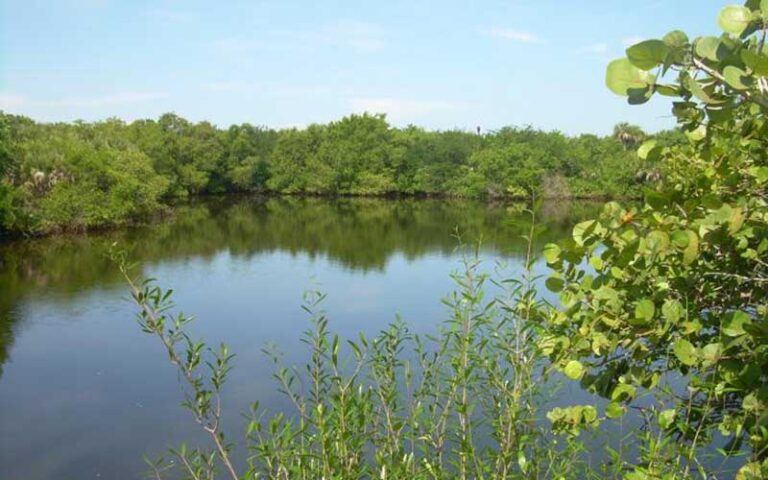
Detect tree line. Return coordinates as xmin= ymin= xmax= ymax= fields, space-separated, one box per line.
xmin=0 ymin=111 xmax=681 ymax=235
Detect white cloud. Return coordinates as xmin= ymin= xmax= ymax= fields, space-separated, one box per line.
xmin=348 ymin=97 xmax=458 ymax=117
xmin=0 ymin=91 xmax=166 ymax=111
xmin=486 ymin=28 xmax=541 ymax=43
xmin=0 ymin=94 xmax=27 ymax=111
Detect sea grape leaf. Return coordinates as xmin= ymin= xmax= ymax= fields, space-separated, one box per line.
xmin=674 ymin=339 xmax=698 ymax=366
xmin=717 ymin=5 xmax=753 ymax=35
xmin=626 ymin=40 xmax=670 ymax=70
xmin=606 ymin=58 xmax=655 ymax=96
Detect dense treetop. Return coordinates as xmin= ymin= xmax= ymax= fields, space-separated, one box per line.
xmin=0 ymin=111 xmax=679 ymax=235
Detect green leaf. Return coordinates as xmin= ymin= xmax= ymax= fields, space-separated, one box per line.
xmin=627 ymin=86 xmax=653 ymax=105
xmin=563 ymin=360 xmax=585 ymax=380
xmin=601 ymin=201 xmax=624 ymax=220
xmin=762 ymin=0 xmax=768 ymax=16
xmin=671 ymin=230 xmax=690 ymax=249
xmin=686 ymin=124 xmax=708 ymax=143
xmin=605 ymin=58 xmax=655 ymax=96
xmin=701 ymin=194 xmax=722 ymax=209
xmin=637 ymin=140 xmax=657 ymax=160
xmin=581 ymin=405 xmax=598 ymax=424
xmin=723 ymin=311 xmax=750 ymax=337
xmin=694 ymin=36 xmax=721 ymax=61
xmin=736 ymin=463 xmax=765 ymax=480
xmin=646 ymin=191 xmax=669 ymax=209
xmin=594 ymin=286 xmax=619 ymax=304
xmin=701 ymin=343 xmax=723 ymax=366
xmin=659 ymin=409 xmax=676 ymax=429
xmin=611 ymin=383 xmax=637 ymax=401
xmin=626 ymin=40 xmax=670 ymax=70
xmin=748 ymin=166 xmax=768 ymax=183
xmin=681 ymin=230 xmax=698 ymax=265
xmin=655 ymin=84 xmax=679 ymax=97
xmin=742 ymin=392 xmax=762 ymax=412
xmin=543 ymin=243 xmax=561 ymax=263
xmin=718 ymin=5 xmax=753 ymax=35
xmin=673 ymin=339 xmax=698 ymax=366
xmin=707 ymin=105 xmax=737 ymax=123
xmin=647 ymin=230 xmax=670 ymax=253
xmin=728 ymin=207 xmax=744 ymax=234
xmin=605 ymin=402 xmax=625 ymax=419
xmin=723 ymin=66 xmax=751 ymax=90
xmin=686 ymin=76 xmax=725 ymax=104
xmin=741 ymin=49 xmax=768 ymax=75
xmin=662 ymin=299 xmax=685 ymax=323
xmin=662 ymin=30 xmax=689 ymax=48
xmin=573 ymin=220 xmax=602 ymax=246
xmin=517 ymin=451 xmax=528 ymax=474
xmin=634 ymin=299 xmax=656 ymax=324
xmin=672 ymin=101 xmax=698 ymax=122
xmin=545 ymin=277 xmax=565 ymax=293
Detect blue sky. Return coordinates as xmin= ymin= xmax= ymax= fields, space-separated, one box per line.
xmin=1 ymin=0 xmax=728 ymax=135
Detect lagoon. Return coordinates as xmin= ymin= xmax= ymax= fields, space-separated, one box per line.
xmin=0 ymin=196 xmax=599 ymax=480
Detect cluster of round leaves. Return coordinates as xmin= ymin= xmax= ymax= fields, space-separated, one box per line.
xmin=545 ymin=2 xmax=768 ymax=477
xmin=606 ymin=1 xmax=768 ymax=117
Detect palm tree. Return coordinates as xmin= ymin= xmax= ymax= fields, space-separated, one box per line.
xmin=613 ymin=122 xmax=646 ymax=150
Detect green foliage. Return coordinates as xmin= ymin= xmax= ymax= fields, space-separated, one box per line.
xmin=605 ymin=58 xmax=655 ymax=97
xmin=0 ymin=113 xmax=17 ymax=234
xmin=718 ymin=5 xmax=754 ymax=35
xmin=546 ymin=1 xmax=768 ymax=475
xmin=29 ymin=135 xmax=169 ymax=231
xmin=223 ymin=123 xmax=277 ymax=192
xmin=0 ymin=183 xmax=14 ymax=235
xmin=0 ymin=109 xmax=670 ymax=235
xmin=626 ymin=40 xmax=671 ymax=70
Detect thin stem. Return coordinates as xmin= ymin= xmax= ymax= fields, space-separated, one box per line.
xmin=121 ymin=267 xmax=240 ymax=480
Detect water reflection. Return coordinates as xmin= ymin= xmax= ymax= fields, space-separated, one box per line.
xmin=0 ymin=196 xmax=599 ymax=314
xmin=0 ymin=197 xmax=601 ymax=480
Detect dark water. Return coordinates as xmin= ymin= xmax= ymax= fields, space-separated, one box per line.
xmin=0 ymin=196 xmax=601 ymax=480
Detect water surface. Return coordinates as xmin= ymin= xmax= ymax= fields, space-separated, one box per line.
xmin=0 ymin=196 xmax=600 ymax=480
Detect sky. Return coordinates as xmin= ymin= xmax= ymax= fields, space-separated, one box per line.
xmin=0 ymin=0 xmax=730 ymax=135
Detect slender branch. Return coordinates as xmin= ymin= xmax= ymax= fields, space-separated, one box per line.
xmin=178 ymin=453 xmax=204 ymax=480
xmin=702 ymin=272 xmax=768 ymax=284
xmin=121 ymin=267 xmax=240 ymax=480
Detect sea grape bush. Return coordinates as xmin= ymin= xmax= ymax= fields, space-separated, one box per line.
xmin=543 ymin=2 xmax=768 ymax=478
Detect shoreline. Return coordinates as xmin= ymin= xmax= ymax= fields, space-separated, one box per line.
xmin=0 ymin=190 xmax=634 ymax=242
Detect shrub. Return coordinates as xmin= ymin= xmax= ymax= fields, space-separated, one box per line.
xmin=119 ymin=225 xmax=593 ymax=479
xmin=542 ymin=2 xmax=768 ymax=477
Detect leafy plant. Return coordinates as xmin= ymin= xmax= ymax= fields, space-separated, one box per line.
xmin=0 ymin=108 xmax=661 ymax=235
xmin=118 ymin=217 xmax=595 ymax=479
xmin=544 ymin=2 xmax=768 ymax=476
